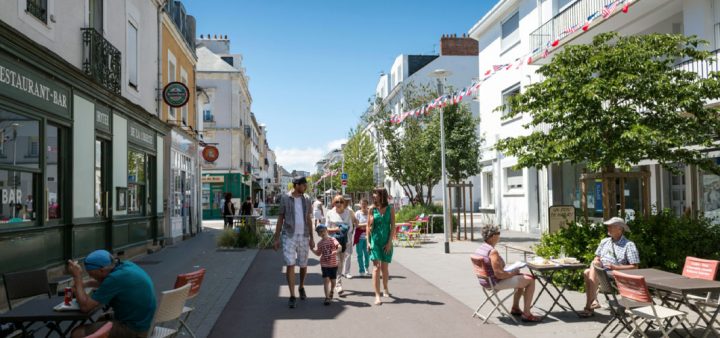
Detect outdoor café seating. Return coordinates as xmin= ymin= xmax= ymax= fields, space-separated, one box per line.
xmin=148 ymin=283 xmax=191 ymax=338
xmin=174 ymin=268 xmax=207 ymax=338
xmin=593 ymin=263 xmax=634 ymax=337
xmin=469 ymin=255 xmax=519 ymax=325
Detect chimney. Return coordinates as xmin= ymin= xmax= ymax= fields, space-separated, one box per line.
xmin=440 ymin=34 xmax=478 ymax=56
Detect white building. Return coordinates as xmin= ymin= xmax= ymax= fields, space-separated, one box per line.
xmin=196 ymin=35 xmax=252 ymax=220
xmin=372 ymin=34 xmax=480 ymax=208
xmin=469 ymin=0 xmax=720 ymax=233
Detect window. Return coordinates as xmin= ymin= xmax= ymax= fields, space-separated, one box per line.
xmin=221 ymin=56 xmax=234 ymax=66
xmin=127 ymin=21 xmax=138 ymax=88
xmin=505 ymin=168 xmax=523 ymax=192
xmin=483 ymin=172 xmax=494 ymax=207
xmin=703 ymin=165 xmax=720 ymax=222
xmin=26 ymin=137 xmax=39 ymax=158
xmin=203 ymin=108 xmax=213 ymax=122
xmin=0 ymin=171 xmax=35 ymax=223
xmin=26 ymin=0 xmax=48 ymax=23
xmin=168 ymin=57 xmax=176 ymax=119
xmin=127 ymin=150 xmax=146 ymax=214
xmin=46 ymin=125 xmax=61 ymax=220
xmin=89 ymin=0 xmax=103 ymax=34
xmin=501 ymin=11 xmax=520 ymax=50
xmin=501 ymin=84 xmax=521 ymax=120
xmin=0 ymin=111 xmax=40 ymax=169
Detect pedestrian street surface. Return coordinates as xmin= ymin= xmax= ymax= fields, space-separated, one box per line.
xmin=208 ymin=249 xmax=513 ymax=338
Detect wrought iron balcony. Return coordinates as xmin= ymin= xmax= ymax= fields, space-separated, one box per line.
xmin=530 ymin=0 xmax=621 ymax=53
xmin=26 ymin=0 xmax=47 ymax=23
xmin=82 ymin=28 xmax=121 ymax=94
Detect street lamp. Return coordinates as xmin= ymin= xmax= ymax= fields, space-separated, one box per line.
xmin=429 ymin=69 xmax=452 ymax=254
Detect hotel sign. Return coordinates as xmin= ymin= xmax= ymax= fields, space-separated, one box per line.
xmin=128 ymin=120 xmax=156 ymax=150
xmin=0 ymin=53 xmax=70 ymax=118
xmin=95 ymin=104 xmax=111 ymax=133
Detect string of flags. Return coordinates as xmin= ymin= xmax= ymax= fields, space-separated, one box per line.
xmin=389 ymin=0 xmax=632 ymax=125
xmin=315 ymin=169 xmax=340 ymax=185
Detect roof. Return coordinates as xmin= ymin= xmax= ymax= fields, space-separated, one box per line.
xmin=468 ymin=0 xmax=517 ymax=39
xmin=196 ymin=47 xmax=239 ymax=72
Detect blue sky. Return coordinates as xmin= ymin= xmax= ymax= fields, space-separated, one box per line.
xmin=185 ymin=0 xmax=494 ymax=172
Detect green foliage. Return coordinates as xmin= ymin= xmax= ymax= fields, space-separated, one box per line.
xmin=217 ymin=229 xmax=238 ymax=248
xmin=342 ymin=130 xmax=377 ymax=194
xmin=496 ymin=32 xmax=720 ymax=175
xmin=396 ymin=204 xmax=457 ymax=233
xmin=535 ymin=211 xmax=720 ymax=290
xmin=216 ymin=227 xmax=259 ymax=248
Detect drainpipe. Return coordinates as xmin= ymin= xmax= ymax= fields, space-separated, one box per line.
xmin=157 ymin=0 xmax=168 ymax=118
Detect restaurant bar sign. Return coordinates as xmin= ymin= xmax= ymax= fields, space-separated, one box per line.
xmin=0 ymin=53 xmax=70 ymax=118
xmin=163 ymin=81 xmax=189 ymax=108
xmin=128 ymin=120 xmax=155 ymax=149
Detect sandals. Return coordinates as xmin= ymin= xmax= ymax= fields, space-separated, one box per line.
xmin=299 ymin=287 xmax=307 ymax=300
xmin=589 ymin=301 xmax=602 ymax=310
xmin=510 ymin=307 xmax=523 ymax=316
xmin=578 ymin=308 xmax=595 ymax=318
xmin=521 ymin=313 xmax=542 ymax=322
xmin=324 ymin=297 xmax=331 ymax=306
xmin=374 ymin=298 xmax=383 ymax=305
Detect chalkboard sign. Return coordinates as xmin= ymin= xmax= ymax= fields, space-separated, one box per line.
xmin=549 ymin=205 xmax=575 ymax=233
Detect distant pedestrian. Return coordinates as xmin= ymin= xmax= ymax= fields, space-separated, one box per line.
xmin=273 ymin=177 xmax=314 ymax=308
xmin=222 ymin=193 xmax=235 ymax=229
xmin=312 ymin=196 xmax=325 ymax=226
xmin=241 ymin=197 xmax=253 ymax=216
xmin=325 ymin=195 xmax=357 ymax=294
xmin=311 ymin=224 xmax=340 ymax=305
xmin=354 ymin=198 xmax=370 ymax=276
xmin=368 ymin=187 xmax=396 ymax=305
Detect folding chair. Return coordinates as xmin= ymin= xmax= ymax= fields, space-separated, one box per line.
xmin=256 ymin=223 xmax=275 ymax=249
xmin=174 ymin=269 xmax=206 ymax=338
xmin=148 ymin=284 xmax=191 ymax=338
xmin=682 ymin=257 xmax=720 ymax=335
xmin=470 ymin=255 xmax=519 ymax=324
xmin=613 ymin=271 xmax=692 ymax=338
xmin=593 ymin=264 xmax=633 ymax=338
xmin=84 ymin=321 xmax=113 ymax=338
xmin=2 ymin=268 xmax=58 ymax=336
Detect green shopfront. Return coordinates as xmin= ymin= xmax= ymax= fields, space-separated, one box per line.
xmin=201 ymin=173 xmax=249 ymax=220
xmin=0 ymin=22 xmax=168 ymax=278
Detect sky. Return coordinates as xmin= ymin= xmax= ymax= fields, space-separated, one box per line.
xmin=185 ymin=0 xmax=495 ymax=173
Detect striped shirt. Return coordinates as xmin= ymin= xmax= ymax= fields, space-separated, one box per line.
xmin=317 ymin=237 xmax=340 ymax=267
xmin=595 ymin=236 xmax=640 ymax=267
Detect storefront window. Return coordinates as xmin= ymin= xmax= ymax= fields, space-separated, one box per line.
xmin=128 ymin=150 xmax=146 ymax=214
xmin=0 ymin=170 xmax=35 ymax=223
xmin=702 ymin=169 xmax=720 ymax=221
xmin=0 ymin=110 xmax=40 ymax=169
xmin=46 ymin=125 xmax=61 ymax=220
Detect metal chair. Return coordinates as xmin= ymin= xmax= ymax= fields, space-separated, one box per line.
xmin=2 ymin=268 xmax=51 ymax=310
xmin=593 ymin=264 xmax=633 ymax=337
xmin=613 ymin=271 xmax=691 ymax=338
xmin=148 ymin=283 xmax=191 ymax=338
xmin=470 ymin=255 xmax=519 ymax=324
xmin=682 ymin=257 xmax=720 ymax=336
xmin=84 ymin=322 xmax=113 ymax=338
xmin=173 ymin=269 xmax=206 ymax=338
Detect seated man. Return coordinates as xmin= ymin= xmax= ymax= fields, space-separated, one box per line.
xmin=580 ymin=217 xmax=640 ymax=317
xmin=69 ymin=250 xmax=157 ymax=338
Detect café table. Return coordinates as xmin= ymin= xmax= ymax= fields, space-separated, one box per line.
xmin=527 ymin=261 xmax=587 ymax=319
xmin=623 ymin=269 xmax=720 ymax=338
xmin=0 ymin=296 xmax=99 ymax=337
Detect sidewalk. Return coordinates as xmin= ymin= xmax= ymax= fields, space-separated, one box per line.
xmin=136 ymin=221 xmax=257 ymax=338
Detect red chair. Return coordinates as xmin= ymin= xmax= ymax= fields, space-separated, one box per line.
xmin=613 ymin=271 xmax=690 ymax=338
xmin=173 ymin=269 xmax=206 ymax=338
xmin=682 ymin=257 xmax=720 ymax=332
xmin=84 ymin=322 xmax=112 ymax=338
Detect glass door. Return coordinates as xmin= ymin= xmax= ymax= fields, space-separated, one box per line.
xmin=95 ymin=139 xmax=110 ymax=219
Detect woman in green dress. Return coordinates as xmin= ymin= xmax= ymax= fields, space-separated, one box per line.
xmin=367 ymin=187 xmax=396 ymax=305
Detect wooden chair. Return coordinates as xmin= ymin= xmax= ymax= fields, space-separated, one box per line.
xmin=173 ymin=269 xmax=206 ymax=338
xmin=613 ymin=271 xmax=690 ymax=338
xmin=148 ymin=284 xmax=191 ymax=338
xmin=470 ymin=255 xmax=519 ymax=324
xmin=84 ymin=322 xmax=112 ymax=338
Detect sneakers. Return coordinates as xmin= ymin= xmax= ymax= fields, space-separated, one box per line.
xmin=288 ymin=296 xmax=297 ymax=308
xmin=299 ymin=287 xmax=307 ymax=300
xmin=335 ymin=284 xmax=344 ymax=295
xmin=346 ymin=274 xmax=353 ymax=279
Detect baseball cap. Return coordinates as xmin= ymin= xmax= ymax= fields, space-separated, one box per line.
xmin=315 ymin=224 xmax=327 ymax=234
xmin=84 ymin=250 xmax=113 ymax=271
xmin=603 ymin=217 xmax=630 ymax=232
xmin=293 ymin=176 xmax=307 ymax=185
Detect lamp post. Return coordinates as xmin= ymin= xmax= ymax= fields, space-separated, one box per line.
xmin=429 ymin=69 xmax=452 ymax=254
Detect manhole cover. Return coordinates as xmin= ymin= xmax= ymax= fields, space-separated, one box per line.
xmin=135 ymin=260 xmax=162 ymax=265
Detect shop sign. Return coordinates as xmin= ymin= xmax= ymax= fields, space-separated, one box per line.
xmin=95 ymin=104 xmax=111 ymax=132
xmin=202 ymin=145 xmax=219 ymax=162
xmin=0 ymin=53 xmax=70 ymax=118
xmin=548 ymin=205 xmax=575 ymax=233
xmin=128 ymin=120 xmax=155 ymax=149
xmin=202 ymin=175 xmax=224 ymax=183
xmin=163 ymin=82 xmax=190 ymax=108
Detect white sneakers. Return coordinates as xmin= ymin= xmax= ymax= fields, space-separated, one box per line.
xmin=335 ymin=283 xmax=343 ymax=294
xmin=346 ymin=274 xmax=353 ymax=279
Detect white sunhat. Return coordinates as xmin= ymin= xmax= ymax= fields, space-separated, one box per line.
xmin=603 ymin=217 xmax=630 ymax=232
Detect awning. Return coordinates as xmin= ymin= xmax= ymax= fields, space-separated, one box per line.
xmin=252 ymin=181 xmax=262 ymax=190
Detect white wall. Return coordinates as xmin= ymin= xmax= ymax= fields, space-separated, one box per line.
xmin=72 ymin=95 xmax=95 ymax=218
xmin=156 ymin=135 xmax=163 ymax=214
xmin=113 ymin=114 xmax=128 ymax=216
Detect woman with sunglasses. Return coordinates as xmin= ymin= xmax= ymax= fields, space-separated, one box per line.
xmin=325 ymin=195 xmax=357 ymax=295
xmin=367 ymin=187 xmax=396 ymax=305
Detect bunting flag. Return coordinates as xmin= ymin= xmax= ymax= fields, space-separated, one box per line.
xmin=388 ymin=0 xmax=634 ymax=125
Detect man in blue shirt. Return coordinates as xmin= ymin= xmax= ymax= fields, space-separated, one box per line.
xmin=69 ymin=250 xmax=157 ymax=338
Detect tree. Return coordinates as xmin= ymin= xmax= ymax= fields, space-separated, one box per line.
xmin=342 ymin=129 xmax=377 ymax=194
xmin=496 ymin=32 xmax=720 ymax=218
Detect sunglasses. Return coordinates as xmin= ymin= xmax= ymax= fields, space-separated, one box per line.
xmin=334 ymin=201 xmax=344 ymax=205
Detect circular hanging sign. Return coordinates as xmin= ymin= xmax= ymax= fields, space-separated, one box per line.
xmin=163 ymin=82 xmax=190 ymax=108
xmin=202 ymin=145 xmax=219 ymax=162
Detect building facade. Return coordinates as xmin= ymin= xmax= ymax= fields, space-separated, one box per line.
xmin=161 ymin=0 xmax=200 ymax=243
xmin=196 ymin=36 xmax=252 ymax=220
xmin=469 ymin=0 xmax=720 ymax=232
xmin=0 ymin=0 xmax=169 ymax=282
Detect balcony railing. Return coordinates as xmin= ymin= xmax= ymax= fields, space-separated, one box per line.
xmin=675 ymin=48 xmax=720 ymax=82
xmin=530 ymin=0 xmax=620 ymax=53
xmin=82 ymin=28 xmax=121 ymax=94
xmin=26 ymin=0 xmax=47 ymax=23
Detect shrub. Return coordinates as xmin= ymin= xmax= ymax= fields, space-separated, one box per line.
xmin=217 ymin=229 xmax=237 ymax=248
xmin=534 ymin=210 xmax=720 ymax=290
xmin=396 ymin=204 xmax=457 ymax=233
xmin=216 ymin=226 xmax=259 ymax=248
